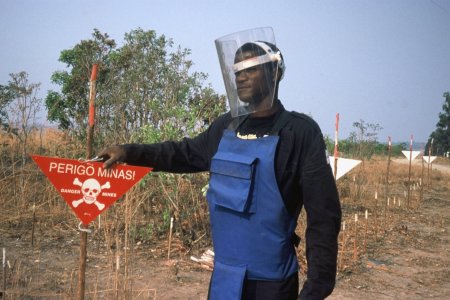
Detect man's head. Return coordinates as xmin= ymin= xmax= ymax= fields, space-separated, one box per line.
xmin=215 ymin=27 xmax=284 ymax=117
xmin=233 ymin=42 xmax=285 ymax=104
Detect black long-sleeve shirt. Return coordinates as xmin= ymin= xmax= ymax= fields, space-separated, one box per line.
xmin=123 ymin=101 xmax=341 ymax=299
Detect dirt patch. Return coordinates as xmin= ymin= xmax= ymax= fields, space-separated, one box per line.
xmin=329 ymin=173 xmax=450 ymax=300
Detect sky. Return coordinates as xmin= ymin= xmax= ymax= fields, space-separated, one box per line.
xmin=1 ymin=0 xmax=449 ymax=143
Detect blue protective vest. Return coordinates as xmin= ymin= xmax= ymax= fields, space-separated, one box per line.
xmin=206 ymin=127 xmax=298 ymax=299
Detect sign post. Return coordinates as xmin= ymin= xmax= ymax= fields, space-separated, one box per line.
xmin=31 ymin=64 xmax=152 ymax=300
xmin=86 ymin=64 xmax=98 ymax=158
xmin=30 ymin=156 xmax=151 ymax=298
xmin=31 ymin=155 xmax=152 ymax=298
xmin=79 ymin=64 xmax=98 ymax=300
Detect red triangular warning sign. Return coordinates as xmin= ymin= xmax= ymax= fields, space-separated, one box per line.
xmin=31 ymin=155 xmax=152 ymax=225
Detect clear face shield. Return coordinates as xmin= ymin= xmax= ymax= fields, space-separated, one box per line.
xmin=215 ymin=27 xmax=285 ymax=117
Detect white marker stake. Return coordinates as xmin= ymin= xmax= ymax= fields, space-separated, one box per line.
xmin=374 ymin=191 xmax=379 ymax=240
xmin=339 ymin=221 xmax=346 ymax=270
xmin=168 ymin=217 xmax=174 ymax=260
xmin=364 ymin=210 xmax=368 ymax=253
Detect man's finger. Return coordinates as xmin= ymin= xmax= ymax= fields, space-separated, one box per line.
xmin=103 ymin=157 xmax=117 ymax=169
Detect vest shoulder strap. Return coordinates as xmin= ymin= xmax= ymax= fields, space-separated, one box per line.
xmin=269 ymin=110 xmax=294 ymax=135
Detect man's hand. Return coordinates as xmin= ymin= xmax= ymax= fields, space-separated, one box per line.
xmin=96 ymin=145 xmax=127 ymax=169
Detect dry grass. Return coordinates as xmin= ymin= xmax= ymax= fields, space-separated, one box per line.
xmin=295 ymin=154 xmax=449 ymax=277
xmin=1 ymin=128 xmax=449 ymax=298
xmin=0 ymin=128 xmax=211 ymax=299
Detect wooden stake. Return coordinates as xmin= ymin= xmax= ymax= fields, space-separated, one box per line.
xmin=385 ymin=197 xmax=390 ymax=229
xmin=384 ymin=136 xmax=392 ymax=228
xmin=353 ymin=214 xmax=358 ymax=261
xmin=420 ymin=159 xmax=424 ymax=203
xmin=428 ymin=138 xmax=433 ymax=189
xmin=77 ymin=64 xmax=98 ymax=300
xmin=407 ymin=135 xmax=413 ymax=208
xmin=333 ymin=113 xmax=339 ymax=180
xmin=2 ymin=248 xmax=6 ymax=299
xmin=86 ymin=64 xmax=98 ymax=159
xmin=115 ymin=253 xmax=120 ymax=299
xmin=77 ymin=230 xmax=88 ymax=300
xmin=124 ymin=192 xmax=130 ymax=293
xmin=31 ymin=202 xmax=36 ymax=247
xmin=353 ymin=176 xmax=356 ymax=200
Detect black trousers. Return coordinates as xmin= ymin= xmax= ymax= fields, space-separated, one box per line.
xmin=208 ymin=272 xmax=299 ymax=300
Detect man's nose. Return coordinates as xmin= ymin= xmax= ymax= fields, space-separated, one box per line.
xmin=235 ymin=70 xmax=248 ymax=81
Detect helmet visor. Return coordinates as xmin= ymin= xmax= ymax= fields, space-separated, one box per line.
xmin=215 ymin=27 xmax=282 ymax=117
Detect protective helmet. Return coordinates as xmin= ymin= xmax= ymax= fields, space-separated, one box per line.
xmin=215 ymin=27 xmax=285 ymax=117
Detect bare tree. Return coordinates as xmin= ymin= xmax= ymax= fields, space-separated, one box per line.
xmin=5 ymin=71 xmax=42 ymax=195
xmin=349 ymin=119 xmax=383 ymax=159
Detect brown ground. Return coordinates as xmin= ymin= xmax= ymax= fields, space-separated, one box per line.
xmin=1 ymin=159 xmax=449 ymax=299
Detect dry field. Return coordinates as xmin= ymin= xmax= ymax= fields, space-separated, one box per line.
xmin=1 ymin=129 xmax=449 ymax=299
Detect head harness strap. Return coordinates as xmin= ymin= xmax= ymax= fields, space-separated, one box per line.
xmin=232 ymin=41 xmax=285 ymax=79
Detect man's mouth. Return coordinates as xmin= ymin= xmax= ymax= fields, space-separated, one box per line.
xmin=237 ymin=86 xmax=250 ymax=91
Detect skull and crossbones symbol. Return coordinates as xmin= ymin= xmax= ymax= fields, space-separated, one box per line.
xmin=72 ymin=178 xmax=110 ymax=210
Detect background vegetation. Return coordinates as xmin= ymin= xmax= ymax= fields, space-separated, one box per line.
xmin=0 ymin=27 xmax=449 ymax=299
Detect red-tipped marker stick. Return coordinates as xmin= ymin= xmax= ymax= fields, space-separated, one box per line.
xmin=78 ymin=64 xmax=98 ymax=300
xmin=353 ymin=214 xmax=358 ymax=261
xmin=333 ymin=113 xmax=339 ymax=180
xmin=407 ymin=135 xmax=413 ymax=208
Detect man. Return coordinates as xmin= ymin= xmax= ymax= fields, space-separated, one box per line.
xmin=98 ymin=27 xmax=341 ymax=300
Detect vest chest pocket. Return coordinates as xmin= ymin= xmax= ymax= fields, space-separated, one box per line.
xmin=207 ymin=152 xmax=257 ymax=214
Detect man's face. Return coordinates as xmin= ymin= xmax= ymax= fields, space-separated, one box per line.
xmin=234 ymin=50 xmax=271 ymax=104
